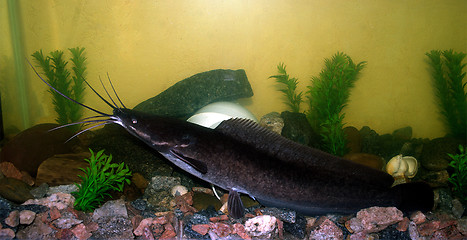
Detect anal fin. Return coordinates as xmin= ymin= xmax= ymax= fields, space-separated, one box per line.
xmin=228 ymin=189 xmax=245 ymax=219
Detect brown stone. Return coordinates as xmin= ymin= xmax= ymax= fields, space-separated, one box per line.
xmin=0 ymin=162 xmax=22 ymax=180
xmin=132 ymin=172 xmax=149 ymax=191
xmin=0 ymin=178 xmax=33 ymax=203
xmin=343 ymin=153 xmax=385 ymax=170
xmin=19 ymin=210 xmax=36 ymax=225
xmin=0 ymin=228 xmax=15 ymax=240
xmin=35 ymin=152 xmax=90 ymax=186
xmin=0 ymin=123 xmax=81 ymax=177
xmin=5 ymin=210 xmax=19 ymax=228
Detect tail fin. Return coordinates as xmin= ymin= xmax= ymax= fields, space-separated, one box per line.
xmin=392 ymin=182 xmax=434 ymax=213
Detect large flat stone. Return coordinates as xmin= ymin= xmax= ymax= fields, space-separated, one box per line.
xmin=35 ymin=152 xmax=90 ymax=186
xmin=133 ymin=69 xmax=253 ymax=118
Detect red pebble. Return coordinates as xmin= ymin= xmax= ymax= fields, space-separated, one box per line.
xmin=160 ymin=229 xmax=176 ymax=239
xmin=153 ymin=216 xmax=168 ymax=225
xmin=49 ymin=207 xmax=61 ymax=221
xmin=210 ymin=222 xmax=231 ymax=237
xmin=72 ymin=223 xmax=92 ymax=240
xmin=192 ymin=224 xmax=210 ymax=236
xmin=233 ymin=223 xmax=251 ymax=240
xmin=417 ymin=221 xmax=441 ymax=236
xmin=396 ymin=217 xmax=410 ymax=232
xmin=55 ymin=228 xmax=73 ymax=239
xmin=219 ymin=215 xmax=229 ymax=221
xmin=209 ymin=216 xmax=219 ymax=222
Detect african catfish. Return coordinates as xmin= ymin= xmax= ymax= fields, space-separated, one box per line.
xmin=30 ymin=63 xmax=434 ymax=218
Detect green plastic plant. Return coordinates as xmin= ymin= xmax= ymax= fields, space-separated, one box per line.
xmin=307 ymin=52 xmax=366 ymax=156
xmin=269 ymin=63 xmax=303 ymax=113
xmin=32 ymin=47 xmax=87 ymax=131
xmin=448 ymin=145 xmax=467 ymax=204
xmin=72 ymin=149 xmax=132 ymax=212
xmin=426 ymin=50 xmax=466 ymax=140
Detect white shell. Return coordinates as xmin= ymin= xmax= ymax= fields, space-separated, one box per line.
xmin=187 ymin=101 xmax=257 ymax=128
xmin=386 ymin=154 xmax=418 ymax=178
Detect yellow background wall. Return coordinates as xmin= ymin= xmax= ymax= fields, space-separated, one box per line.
xmin=1 ymin=0 xmax=466 ymax=139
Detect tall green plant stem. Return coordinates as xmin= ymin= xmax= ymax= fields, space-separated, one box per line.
xmin=307 ymin=52 xmax=366 ymax=156
xmin=426 ymin=50 xmax=466 ymax=139
xmin=269 ymin=63 xmax=303 ymax=113
xmin=32 ymin=47 xmax=87 ymax=131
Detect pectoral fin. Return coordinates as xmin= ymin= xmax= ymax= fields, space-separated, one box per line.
xmin=228 ymin=189 xmax=245 ymax=219
xmin=170 ymin=150 xmax=208 ymax=174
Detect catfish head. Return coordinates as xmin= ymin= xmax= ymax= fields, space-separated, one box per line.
xmin=113 ymin=108 xmax=210 ymax=177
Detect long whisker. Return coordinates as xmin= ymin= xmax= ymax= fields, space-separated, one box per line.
xmin=99 ymin=76 xmax=119 ymax=109
xmin=107 ymin=73 xmax=126 ymax=109
xmin=27 ymin=59 xmax=112 ymax=117
xmin=49 ymin=118 xmax=112 ymax=132
xmin=65 ymin=121 xmax=113 ymax=143
xmin=81 ymin=76 xmax=117 ymax=111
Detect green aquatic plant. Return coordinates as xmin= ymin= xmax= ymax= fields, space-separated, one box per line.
xmin=307 ymin=52 xmax=366 ymax=156
xmin=426 ymin=50 xmax=466 ymax=140
xmin=32 ymin=47 xmax=87 ymax=131
xmin=72 ymin=149 xmax=132 ymax=212
xmin=448 ymin=145 xmax=467 ymax=204
xmin=269 ymin=63 xmax=303 ymax=113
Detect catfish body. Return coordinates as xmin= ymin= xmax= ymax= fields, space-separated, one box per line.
xmin=114 ymin=108 xmax=434 ymax=216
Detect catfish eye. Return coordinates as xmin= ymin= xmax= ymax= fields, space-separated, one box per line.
xmin=132 ymin=118 xmax=138 ymax=124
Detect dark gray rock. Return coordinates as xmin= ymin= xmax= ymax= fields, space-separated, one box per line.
xmin=378 ymin=224 xmax=411 ymax=240
xmin=420 ymin=137 xmax=466 ymax=171
xmin=92 ymin=216 xmax=134 ymax=239
xmin=360 ymin=126 xmax=382 ymax=155
xmin=30 ymin=183 xmax=49 ymax=199
xmin=283 ymin=214 xmax=307 ymax=239
xmin=184 ymin=213 xmax=210 ymax=239
xmin=280 ymin=111 xmax=320 ymax=148
xmin=133 ymin=69 xmax=253 ymax=118
xmin=260 ymin=207 xmax=296 ymax=223
xmin=392 ymin=126 xmax=412 ymax=141
xmin=436 ymin=188 xmax=454 ymax=212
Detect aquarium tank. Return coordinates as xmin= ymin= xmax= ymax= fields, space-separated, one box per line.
xmin=1 ymin=1 xmax=466 ymax=239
